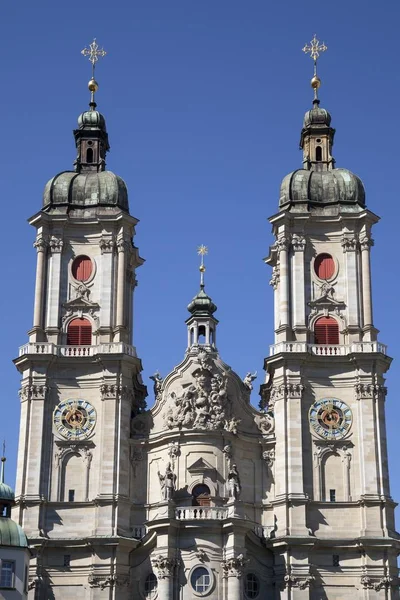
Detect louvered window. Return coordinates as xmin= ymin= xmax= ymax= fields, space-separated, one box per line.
xmin=71 ymin=256 xmax=92 ymax=281
xmin=314 ymin=316 xmax=339 ymax=345
xmin=67 ymin=318 xmax=92 ymax=346
xmin=314 ymin=253 xmax=335 ymax=280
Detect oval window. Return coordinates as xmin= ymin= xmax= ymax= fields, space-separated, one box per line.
xmin=144 ymin=573 xmax=158 ymax=599
xmin=314 ymin=253 xmax=335 ymax=280
xmin=71 ymin=256 xmax=93 ymax=282
xmin=191 ymin=566 xmax=211 ymax=594
xmin=245 ymin=573 xmax=260 ymax=599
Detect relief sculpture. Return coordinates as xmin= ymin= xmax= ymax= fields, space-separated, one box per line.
xmin=165 ymin=354 xmax=232 ymax=431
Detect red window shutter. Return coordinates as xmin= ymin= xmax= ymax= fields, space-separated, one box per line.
xmin=314 ymin=254 xmax=335 ymax=280
xmin=67 ymin=318 xmax=92 ymax=346
xmin=72 ymin=256 xmax=93 ymax=281
xmin=314 ymin=316 xmax=339 ymax=345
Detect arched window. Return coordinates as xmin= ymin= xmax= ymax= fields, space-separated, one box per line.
xmin=198 ymin=325 xmax=206 ymax=344
xmin=314 ymin=316 xmax=339 ymax=345
xmin=316 ymin=145 xmax=322 ymax=161
xmin=314 ymin=253 xmax=335 ymax=280
xmin=144 ymin=573 xmax=158 ymax=599
xmin=192 ymin=483 xmax=211 ymax=506
xmin=71 ymin=256 xmax=93 ymax=281
xmin=86 ymin=148 xmax=93 ymax=163
xmin=67 ymin=318 xmax=92 ymax=346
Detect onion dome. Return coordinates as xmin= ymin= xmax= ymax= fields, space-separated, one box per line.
xmin=280 ymin=168 xmax=365 ymax=208
xmin=0 ymin=519 xmax=28 ymax=548
xmin=279 ymin=98 xmax=366 ymax=210
xmin=42 ymin=95 xmax=129 ymax=211
xmin=43 ymin=170 xmax=129 ymax=211
xmin=187 ymin=287 xmax=217 ymax=317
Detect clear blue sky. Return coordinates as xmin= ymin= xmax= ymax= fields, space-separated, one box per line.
xmin=1 ymin=0 xmax=399 ymax=514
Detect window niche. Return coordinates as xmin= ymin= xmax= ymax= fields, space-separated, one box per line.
xmin=313 ymin=444 xmax=352 ymax=502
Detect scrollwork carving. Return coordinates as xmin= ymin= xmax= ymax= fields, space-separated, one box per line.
xmin=262 ymin=449 xmax=275 ymax=467
xmin=33 ymin=237 xmax=47 ymax=253
xmin=99 ymin=237 xmax=114 ymax=254
xmin=341 ymin=236 xmax=357 ymax=252
xmin=291 ymin=234 xmax=306 ymax=252
xmin=269 ymin=265 xmax=280 ymax=289
xmin=19 ymin=385 xmax=48 ymax=401
xmin=49 ymin=236 xmax=63 ymax=253
xmin=359 ymin=235 xmax=374 ymax=251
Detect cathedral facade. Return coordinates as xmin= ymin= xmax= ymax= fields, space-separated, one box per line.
xmin=11 ymin=56 xmax=399 ymax=599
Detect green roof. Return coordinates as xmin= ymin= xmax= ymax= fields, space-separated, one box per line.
xmin=0 ymin=482 xmax=15 ymax=502
xmin=0 ymin=517 xmax=28 ymax=548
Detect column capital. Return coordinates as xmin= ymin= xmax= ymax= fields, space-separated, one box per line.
xmin=276 ymin=236 xmax=290 ymax=252
xmin=33 ymin=237 xmax=48 ymax=253
xmin=117 ymin=239 xmax=130 ymax=253
xmin=151 ymin=555 xmax=180 ymax=579
xmin=341 ymin=235 xmax=357 ymax=252
xmin=221 ymin=554 xmax=249 ymax=578
xmin=359 ymin=234 xmax=374 ymax=251
xmin=99 ymin=236 xmax=115 ymax=254
xmin=48 ymin=236 xmax=63 ymax=254
xmin=291 ymin=234 xmax=306 ymax=252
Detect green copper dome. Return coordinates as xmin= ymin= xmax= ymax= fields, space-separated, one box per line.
xmin=0 ymin=482 xmax=15 ymax=503
xmin=303 ymin=104 xmax=332 ymax=128
xmin=43 ymin=170 xmax=129 ymax=211
xmin=0 ymin=518 xmax=28 ymax=548
xmin=187 ymin=288 xmax=217 ymax=317
xmin=279 ymin=168 xmax=365 ymax=208
xmin=78 ymin=109 xmax=107 ymax=130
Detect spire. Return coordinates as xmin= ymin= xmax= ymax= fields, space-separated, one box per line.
xmin=186 ymin=246 xmax=218 ymax=350
xmin=0 ymin=441 xmax=5 ymax=484
xmin=300 ymin=35 xmax=335 ymax=172
xmin=74 ymin=39 xmax=109 ymax=173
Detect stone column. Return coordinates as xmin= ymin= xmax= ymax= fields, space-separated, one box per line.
xmin=277 ymin=237 xmax=290 ymax=339
xmin=221 ymin=555 xmax=248 ymax=600
xmin=269 ymin=265 xmax=280 ymax=338
xmin=115 ymin=239 xmax=127 ymax=337
xmin=341 ymin=235 xmax=359 ymax=341
xmin=46 ymin=236 xmax=63 ymax=337
xmin=99 ymin=235 xmax=115 ymax=339
xmin=291 ymin=235 xmax=306 ymax=338
xmin=360 ymin=234 xmax=374 ymax=339
xmin=31 ymin=236 xmax=47 ymax=337
xmin=151 ymin=555 xmax=179 ymax=600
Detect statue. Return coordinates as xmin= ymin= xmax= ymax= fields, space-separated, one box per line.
xmin=74 ymin=282 xmax=90 ymax=300
xmin=243 ymin=371 xmax=257 ymax=391
xmin=318 ymin=281 xmax=335 ymax=299
xmin=150 ymin=371 xmax=163 ymax=401
xmin=157 ymin=462 xmax=176 ymax=501
xmin=227 ymin=464 xmax=241 ymax=500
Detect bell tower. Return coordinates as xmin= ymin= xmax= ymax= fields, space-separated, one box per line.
xmin=13 ymin=41 xmax=147 ymax=598
xmin=262 ymin=36 xmax=399 ymax=597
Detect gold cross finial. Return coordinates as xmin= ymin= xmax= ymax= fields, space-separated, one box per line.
xmin=197 ymin=245 xmax=208 ymax=288
xmin=302 ymin=34 xmax=327 ymax=100
xmin=81 ymin=39 xmax=107 ymax=107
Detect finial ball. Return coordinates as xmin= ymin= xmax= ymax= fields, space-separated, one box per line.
xmin=88 ymin=78 xmax=99 ymax=93
xmin=311 ymin=75 xmax=321 ymax=90
xmin=199 ymin=265 xmax=206 ymax=273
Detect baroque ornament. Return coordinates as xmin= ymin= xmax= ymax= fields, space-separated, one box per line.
xmin=165 ymin=353 xmax=232 ymax=431
xmin=221 ymin=554 xmax=249 ymax=578
xmin=151 ymin=555 xmax=180 ymax=579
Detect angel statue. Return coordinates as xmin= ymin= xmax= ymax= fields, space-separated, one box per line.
xmin=150 ymin=371 xmax=163 ymax=401
xmin=243 ymin=371 xmax=257 ymax=391
xmin=157 ymin=462 xmax=176 ymax=501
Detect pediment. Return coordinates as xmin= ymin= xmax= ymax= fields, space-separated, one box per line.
xmin=308 ymin=297 xmax=345 ymax=309
xmin=188 ymin=457 xmax=215 ymax=473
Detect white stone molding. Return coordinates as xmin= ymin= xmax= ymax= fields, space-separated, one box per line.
xmin=359 ymin=234 xmax=374 ymax=251
xmin=313 ymin=442 xmax=353 ymax=501
xmin=187 ymin=476 xmax=216 ymax=497
xmin=33 ymin=236 xmax=48 ymax=253
xmin=221 ymin=554 xmax=249 ymax=578
xmin=99 ymin=235 xmax=115 ymax=254
xmin=100 ymin=383 xmax=121 ymax=400
xmin=291 ymin=234 xmax=306 ymax=252
xmin=341 ymin=235 xmax=358 ymax=252
xmin=151 ymin=555 xmax=180 ymax=579
xmin=361 ymin=575 xmax=395 ymax=591
xmin=54 ymin=444 xmax=93 ymax=502
xmin=88 ymin=573 xmax=129 ymax=589
xmin=256 ymin=412 xmax=275 ymax=434
xmin=48 ymin=235 xmax=63 ymax=253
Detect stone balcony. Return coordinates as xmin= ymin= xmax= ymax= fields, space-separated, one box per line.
xmin=18 ymin=342 xmax=137 ymax=358
xmin=175 ymin=506 xmax=229 ymax=520
xmin=270 ymin=341 xmax=387 ymax=357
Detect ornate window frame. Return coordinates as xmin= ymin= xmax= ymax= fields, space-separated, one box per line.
xmin=312 ymin=441 xmax=353 ymax=502
xmin=188 ymin=565 xmax=214 ymax=597
xmin=69 ymin=255 xmax=97 ymax=285
xmin=54 ymin=442 xmax=93 ymax=502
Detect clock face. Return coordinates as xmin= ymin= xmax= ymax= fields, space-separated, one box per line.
xmin=309 ymin=398 xmax=352 ymax=440
xmin=53 ymin=399 xmax=96 ymax=440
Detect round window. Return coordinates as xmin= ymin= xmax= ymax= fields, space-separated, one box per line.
xmin=190 ymin=566 xmax=211 ymax=595
xmin=144 ymin=573 xmax=158 ymax=599
xmin=245 ymin=573 xmax=260 ymax=599
xmin=71 ymin=255 xmax=93 ymax=282
xmin=314 ymin=253 xmax=335 ymax=280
